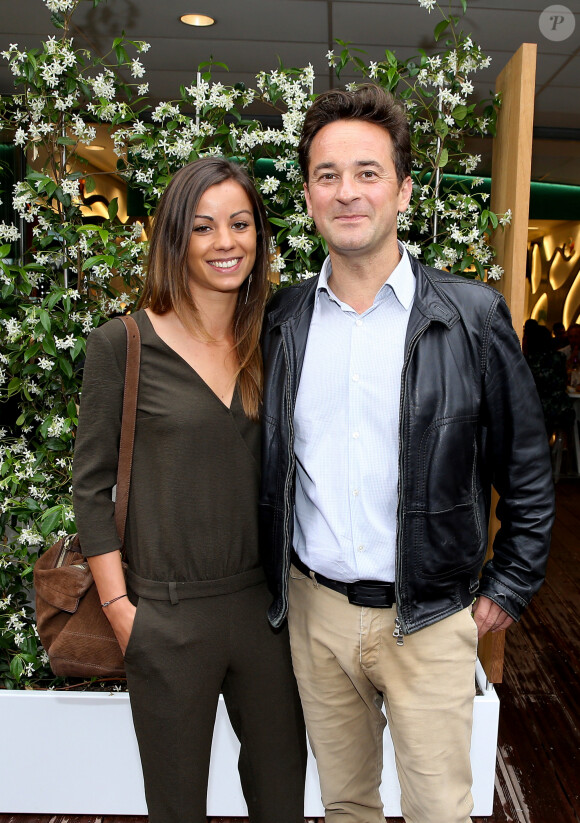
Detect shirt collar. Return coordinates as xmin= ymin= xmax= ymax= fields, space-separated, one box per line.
xmin=316 ymin=241 xmax=416 ymax=311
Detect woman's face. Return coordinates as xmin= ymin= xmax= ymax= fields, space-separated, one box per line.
xmin=186 ymin=179 xmax=257 ymax=298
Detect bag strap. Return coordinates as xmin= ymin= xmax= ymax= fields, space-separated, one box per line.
xmin=114 ymin=315 xmax=141 ymax=548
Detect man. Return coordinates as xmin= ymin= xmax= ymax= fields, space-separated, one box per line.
xmin=260 ymin=84 xmax=554 ymax=823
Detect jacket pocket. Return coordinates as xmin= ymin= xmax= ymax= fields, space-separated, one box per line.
xmin=411 ymin=415 xmax=484 ymax=579
xmin=410 ymin=502 xmax=484 ymax=580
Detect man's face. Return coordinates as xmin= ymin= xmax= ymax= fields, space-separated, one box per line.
xmin=303 ymin=119 xmax=412 ymax=261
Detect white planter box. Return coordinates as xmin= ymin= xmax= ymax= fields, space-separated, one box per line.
xmin=0 ymin=659 xmax=498 ymax=817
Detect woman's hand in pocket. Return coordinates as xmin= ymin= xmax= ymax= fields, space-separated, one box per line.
xmin=104 ymin=597 xmax=137 ymax=655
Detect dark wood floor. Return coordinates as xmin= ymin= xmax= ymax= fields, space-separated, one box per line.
xmin=1 ymin=482 xmax=578 ymax=823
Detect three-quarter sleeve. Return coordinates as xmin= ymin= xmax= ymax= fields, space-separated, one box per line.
xmin=73 ymin=321 xmax=126 ymax=556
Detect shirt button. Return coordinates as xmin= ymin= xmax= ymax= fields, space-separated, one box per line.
xmin=353 ymin=489 xmax=359 ymax=497
xmin=352 ymin=431 xmax=360 ymax=439
xmin=355 ymin=318 xmax=363 ymax=327
xmin=357 ymin=545 xmax=365 ymax=552
xmin=352 ymin=373 xmax=359 ymax=382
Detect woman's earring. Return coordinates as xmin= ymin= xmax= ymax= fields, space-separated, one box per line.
xmin=244 ymin=273 xmax=253 ymax=305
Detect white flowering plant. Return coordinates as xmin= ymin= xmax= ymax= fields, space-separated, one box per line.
xmin=1 ymin=0 xmax=507 ymax=687
xmin=0 ymin=0 xmax=146 ymax=687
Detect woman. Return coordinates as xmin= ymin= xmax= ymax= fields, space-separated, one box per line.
xmin=73 ymin=157 xmax=306 ymax=823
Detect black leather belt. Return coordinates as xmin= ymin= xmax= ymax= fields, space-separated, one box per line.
xmin=291 ymin=552 xmax=395 ymax=608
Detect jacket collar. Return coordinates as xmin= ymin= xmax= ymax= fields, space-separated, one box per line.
xmin=408 ymin=255 xmax=459 ymax=329
xmin=267 ymin=254 xmax=460 ymax=330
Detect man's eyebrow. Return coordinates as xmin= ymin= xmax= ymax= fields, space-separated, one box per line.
xmin=311 ymin=161 xmax=338 ymax=175
xmin=311 ymin=159 xmax=384 ymax=175
xmin=356 ymin=160 xmax=383 ymax=169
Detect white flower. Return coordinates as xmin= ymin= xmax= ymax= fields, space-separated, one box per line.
xmin=261 ymin=176 xmax=280 ymax=195
xmin=44 ymin=0 xmax=75 ymax=12
xmin=418 ymin=0 xmax=436 ymax=11
xmin=0 ymin=221 xmax=20 ymax=242
xmin=404 ymin=242 xmax=421 ymax=258
xmin=90 ymin=72 xmax=116 ymax=101
xmin=270 ymin=252 xmax=286 ymax=274
xmin=487 ymin=264 xmax=503 ymax=281
xmin=137 ymin=83 xmax=149 ymax=95
xmin=138 ymin=41 xmax=151 ymax=53
xmin=37 ymin=357 xmax=54 ymax=371
xmin=369 ymin=61 xmax=379 ymax=79
xmin=47 ymin=415 xmax=67 ymax=437
xmin=55 ymin=335 xmax=75 ymax=350
xmin=287 ymin=234 xmax=313 ymax=253
xmin=61 ymin=178 xmax=80 ymax=197
xmin=499 ymin=209 xmax=512 ymax=226
xmin=130 ymin=58 xmax=145 ymax=78
xmin=326 ymin=50 xmax=336 ymax=66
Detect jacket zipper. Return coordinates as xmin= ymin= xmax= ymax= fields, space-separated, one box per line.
xmin=394 ymin=318 xmax=431 ymax=641
xmin=280 ymin=329 xmax=297 ymax=623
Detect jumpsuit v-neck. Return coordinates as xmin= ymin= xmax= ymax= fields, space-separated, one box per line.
xmin=73 ymin=309 xmax=306 ymax=823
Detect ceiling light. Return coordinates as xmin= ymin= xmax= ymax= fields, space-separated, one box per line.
xmin=180 ymin=13 xmax=215 ymax=26
xmin=84 ymin=144 xmax=105 ymax=151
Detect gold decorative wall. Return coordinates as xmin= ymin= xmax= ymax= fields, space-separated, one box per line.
xmin=527 ymin=220 xmax=580 ymax=329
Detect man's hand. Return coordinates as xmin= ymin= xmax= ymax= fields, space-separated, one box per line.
xmin=472 ymin=596 xmax=514 ymax=639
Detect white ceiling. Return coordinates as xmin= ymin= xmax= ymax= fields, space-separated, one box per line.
xmin=1 ymin=0 xmax=579 ymax=184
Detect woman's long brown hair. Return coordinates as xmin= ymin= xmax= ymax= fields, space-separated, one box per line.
xmin=138 ymin=157 xmax=271 ymax=421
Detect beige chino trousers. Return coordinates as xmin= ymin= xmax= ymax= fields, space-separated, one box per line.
xmin=288 ymin=565 xmax=477 ymax=823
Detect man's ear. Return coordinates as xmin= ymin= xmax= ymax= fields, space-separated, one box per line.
xmin=304 ymin=181 xmax=313 ymax=218
xmin=398 ymin=175 xmax=413 ymax=213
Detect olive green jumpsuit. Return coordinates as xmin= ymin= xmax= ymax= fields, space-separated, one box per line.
xmin=73 ymin=310 xmax=306 ymax=823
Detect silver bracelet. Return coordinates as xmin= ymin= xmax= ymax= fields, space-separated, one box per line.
xmin=101 ymin=593 xmax=128 ymax=608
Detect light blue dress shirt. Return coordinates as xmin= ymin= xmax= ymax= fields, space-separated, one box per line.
xmin=293 ymin=244 xmax=415 ymax=583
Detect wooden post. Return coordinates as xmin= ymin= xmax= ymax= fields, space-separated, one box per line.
xmin=480 ymin=43 xmax=537 ymax=684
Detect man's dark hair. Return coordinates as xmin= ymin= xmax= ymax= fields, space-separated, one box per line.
xmin=298 ymin=84 xmax=412 ymax=184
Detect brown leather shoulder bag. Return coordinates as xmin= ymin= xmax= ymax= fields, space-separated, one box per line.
xmin=33 ymin=314 xmax=140 ymax=678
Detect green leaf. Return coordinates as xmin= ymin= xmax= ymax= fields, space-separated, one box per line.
xmin=108 ymin=198 xmax=119 ymax=221
xmin=434 ymin=119 xmax=448 ymax=139
xmin=40 ymin=506 xmax=62 ymax=536
xmin=56 ymin=136 xmax=76 ymax=146
xmin=72 ymin=337 xmax=85 ymax=361
xmin=39 ymin=309 xmax=51 ymax=333
xmin=452 ymin=105 xmax=468 ymax=123
xmin=84 ymin=175 xmax=96 ymax=194
xmin=434 ymin=19 xmax=450 ymax=41
xmin=42 ymin=337 xmax=57 ymax=357
xmin=438 ymin=148 xmax=449 ymax=168
xmin=59 ymin=357 xmax=73 ymax=379
xmin=269 ymin=218 xmax=289 ymax=228
xmin=24 ymin=343 xmax=41 ymax=362
xmin=82 ymin=255 xmax=105 ymax=271
xmin=50 ymin=11 xmax=65 ymax=29
xmin=45 ymin=438 xmax=68 ymax=452
xmin=7 ymin=377 xmax=22 ymax=396
xmin=0 ymin=244 xmax=11 ymax=259
xmin=9 ymin=656 xmax=23 ymax=682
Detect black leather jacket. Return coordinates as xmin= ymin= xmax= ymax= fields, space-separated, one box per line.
xmin=260 ymin=256 xmax=555 ymax=633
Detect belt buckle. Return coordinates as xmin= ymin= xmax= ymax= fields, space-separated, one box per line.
xmin=346 ymin=581 xmax=394 ymax=609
